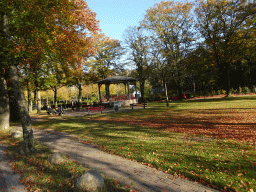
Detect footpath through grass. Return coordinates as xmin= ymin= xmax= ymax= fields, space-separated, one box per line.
xmin=30 ymin=96 xmax=256 ymax=192
xmin=0 ymin=128 xmax=132 ymax=192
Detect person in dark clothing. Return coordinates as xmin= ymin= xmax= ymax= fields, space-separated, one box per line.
xmin=71 ymin=100 xmax=75 ymax=112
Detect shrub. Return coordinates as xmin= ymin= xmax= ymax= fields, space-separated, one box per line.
xmin=242 ymin=87 xmax=251 ymax=94
xmin=239 ymin=87 xmax=243 ymax=94
xmin=185 ymin=92 xmax=192 ymax=99
xmin=138 ymin=97 xmax=147 ymax=103
xmin=221 ymin=89 xmax=227 ymax=95
xmin=253 ymin=86 xmax=256 ymax=93
xmin=230 ymin=88 xmax=237 ymax=94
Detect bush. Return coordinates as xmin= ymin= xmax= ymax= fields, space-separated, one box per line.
xmin=239 ymin=87 xmax=243 ymax=94
xmin=138 ymin=97 xmax=147 ymax=104
xmin=230 ymin=88 xmax=237 ymax=94
xmin=253 ymin=86 xmax=256 ymax=93
xmin=185 ymin=92 xmax=192 ymax=99
xmin=216 ymin=89 xmax=226 ymax=95
xmin=148 ymin=93 xmax=163 ymax=101
xmin=242 ymin=87 xmax=251 ymax=94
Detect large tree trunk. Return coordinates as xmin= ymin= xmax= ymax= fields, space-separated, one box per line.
xmin=0 ymin=75 xmax=10 ymax=130
xmin=9 ymin=65 xmax=34 ymax=153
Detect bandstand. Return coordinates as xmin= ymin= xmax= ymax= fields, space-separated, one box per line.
xmin=95 ymin=76 xmax=138 ymax=107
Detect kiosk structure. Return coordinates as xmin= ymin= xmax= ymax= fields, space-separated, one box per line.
xmin=95 ymin=76 xmax=138 ymax=107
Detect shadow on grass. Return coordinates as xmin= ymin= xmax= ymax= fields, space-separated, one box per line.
xmin=29 ymin=113 xmax=256 ymax=191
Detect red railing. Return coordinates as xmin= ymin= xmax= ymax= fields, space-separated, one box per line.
xmin=104 ymin=95 xmax=136 ymax=101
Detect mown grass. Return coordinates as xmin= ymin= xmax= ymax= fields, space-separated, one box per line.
xmin=26 ymin=96 xmax=256 ymax=191
xmin=0 ymin=128 xmax=131 ymax=192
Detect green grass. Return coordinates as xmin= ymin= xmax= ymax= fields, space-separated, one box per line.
xmin=18 ymin=96 xmax=256 ymax=191
xmin=0 ymin=129 xmax=131 ymax=192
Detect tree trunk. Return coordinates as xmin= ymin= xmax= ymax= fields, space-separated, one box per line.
xmin=226 ymin=65 xmax=231 ymax=97
xmin=29 ymin=100 xmax=32 ymax=112
xmin=0 ymin=75 xmax=10 ymax=130
xmin=78 ymin=83 xmax=82 ymax=103
xmin=140 ymin=79 xmax=145 ymax=102
xmin=37 ymin=90 xmax=41 ymax=114
xmin=178 ymin=86 xmax=183 ymax=101
xmin=9 ymin=65 xmax=34 ymax=153
xmin=54 ymin=85 xmax=57 ymax=107
xmin=33 ymin=89 xmax=37 ymax=110
xmin=27 ymin=82 xmax=31 ymax=111
xmin=164 ymin=82 xmax=169 ymax=107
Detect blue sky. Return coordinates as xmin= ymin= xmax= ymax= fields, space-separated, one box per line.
xmin=86 ymin=0 xmax=164 ymax=42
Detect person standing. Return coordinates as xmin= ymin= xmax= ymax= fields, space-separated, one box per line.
xmin=71 ymin=100 xmax=75 ymax=112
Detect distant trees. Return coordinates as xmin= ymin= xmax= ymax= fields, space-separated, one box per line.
xmin=89 ymin=33 xmax=125 ymax=79
xmin=123 ymin=26 xmax=152 ymax=102
xmin=123 ymin=0 xmax=256 ymax=99
xmin=195 ymin=0 xmax=256 ymax=96
xmin=141 ymin=1 xmax=194 ymax=102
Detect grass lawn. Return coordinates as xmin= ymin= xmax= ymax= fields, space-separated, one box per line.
xmin=6 ymin=95 xmax=256 ymax=192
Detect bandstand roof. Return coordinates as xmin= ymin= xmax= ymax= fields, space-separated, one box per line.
xmin=95 ymin=76 xmax=137 ymax=85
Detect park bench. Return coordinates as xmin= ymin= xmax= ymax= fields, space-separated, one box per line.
xmin=130 ymin=102 xmax=147 ymax=110
xmin=47 ymin=108 xmax=57 ymax=115
xmin=55 ymin=107 xmax=65 ymax=116
xmin=86 ymin=106 xmax=105 ymax=114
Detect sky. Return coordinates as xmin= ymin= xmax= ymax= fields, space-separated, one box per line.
xmin=86 ymin=0 xmax=164 ymax=42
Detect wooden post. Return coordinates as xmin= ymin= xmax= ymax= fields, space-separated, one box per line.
xmin=135 ymin=81 xmax=137 ymax=100
xmin=128 ymin=82 xmax=130 ymax=99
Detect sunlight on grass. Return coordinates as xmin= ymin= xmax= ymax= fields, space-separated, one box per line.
xmin=29 ymin=95 xmax=256 ymax=192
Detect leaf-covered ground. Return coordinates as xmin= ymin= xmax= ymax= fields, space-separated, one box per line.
xmin=0 ymin=129 xmax=132 ymax=192
xmin=30 ymin=96 xmax=256 ymax=192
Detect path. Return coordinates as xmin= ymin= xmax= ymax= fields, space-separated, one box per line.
xmin=63 ymin=106 xmax=154 ymax=117
xmin=0 ymin=143 xmax=27 ymax=192
xmin=30 ymin=120 xmax=220 ymax=192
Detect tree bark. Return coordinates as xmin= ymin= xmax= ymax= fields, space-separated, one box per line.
xmin=33 ymin=89 xmax=37 ymax=110
xmin=27 ymin=82 xmax=32 ymax=112
xmin=0 ymin=75 xmax=10 ymax=130
xmin=140 ymin=79 xmax=145 ymax=103
xmin=37 ymin=90 xmax=41 ymax=113
xmin=226 ymin=65 xmax=231 ymax=97
xmin=178 ymin=86 xmax=184 ymax=101
xmin=164 ymin=82 xmax=169 ymax=107
xmin=54 ymin=85 xmax=57 ymax=107
xmin=29 ymin=100 xmax=32 ymax=112
xmin=9 ymin=65 xmax=34 ymax=153
xmin=78 ymin=83 xmax=82 ymax=103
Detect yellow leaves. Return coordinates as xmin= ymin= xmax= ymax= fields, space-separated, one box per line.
xmin=237 ymin=173 xmax=243 ymax=177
